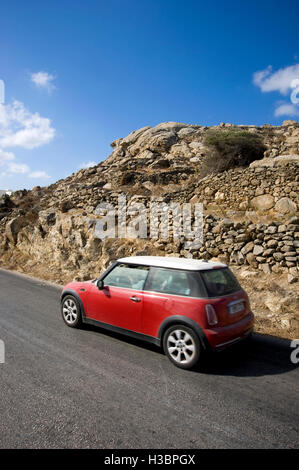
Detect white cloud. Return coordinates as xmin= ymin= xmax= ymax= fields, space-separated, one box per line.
xmin=253 ymin=63 xmax=299 ymax=95
xmin=253 ymin=63 xmax=299 ymax=118
xmin=0 ymin=157 xmax=30 ymax=177
xmin=7 ymin=162 xmax=30 ymax=174
xmin=78 ymin=160 xmax=97 ymax=169
xmin=31 ymin=71 xmax=55 ymax=92
xmin=274 ymin=103 xmax=299 ymax=117
xmin=0 ymin=91 xmax=55 ymax=185
xmin=29 ymin=171 xmax=50 ymax=179
xmin=0 ymin=100 xmax=55 ymax=149
xmin=0 ymin=149 xmax=15 ymax=165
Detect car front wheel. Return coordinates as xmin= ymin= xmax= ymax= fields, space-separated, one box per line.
xmin=61 ymin=295 xmax=82 ymax=328
xmin=163 ymin=325 xmax=201 ymax=369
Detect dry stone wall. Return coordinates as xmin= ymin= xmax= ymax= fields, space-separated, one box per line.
xmin=0 ymin=120 xmax=298 ymax=283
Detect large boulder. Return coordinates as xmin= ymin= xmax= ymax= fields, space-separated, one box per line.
xmin=250 ymin=195 xmax=275 ymax=211
xmin=282 ymin=120 xmax=298 ymax=126
xmin=5 ymin=216 xmax=28 ymax=244
xmin=275 ymin=197 xmax=297 ymax=215
xmin=249 ymin=154 xmax=299 ymax=168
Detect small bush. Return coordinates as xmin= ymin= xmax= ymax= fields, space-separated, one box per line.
xmin=120 ymin=171 xmax=135 ymax=185
xmin=201 ymin=129 xmax=266 ymax=176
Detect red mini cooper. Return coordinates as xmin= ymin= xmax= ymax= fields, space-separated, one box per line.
xmin=61 ymin=256 xmax=254 ymax=369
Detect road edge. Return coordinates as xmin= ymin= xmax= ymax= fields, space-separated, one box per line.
xmin=0 ymin=267 xmax=63 ymax=290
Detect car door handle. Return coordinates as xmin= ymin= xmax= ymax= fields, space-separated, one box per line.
xmin=130 ymin=296 xmax=141 ymax=302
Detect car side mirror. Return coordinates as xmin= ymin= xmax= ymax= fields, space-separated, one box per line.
xmin=97 ymin=279 xmax=104 ymax=290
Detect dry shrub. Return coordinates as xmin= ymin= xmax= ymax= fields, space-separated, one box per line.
xmin=201 ymin=129 xmax=266 ymax=176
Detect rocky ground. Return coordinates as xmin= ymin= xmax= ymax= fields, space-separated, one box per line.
xmin=0 ymin=120 xmax=298 ymax=338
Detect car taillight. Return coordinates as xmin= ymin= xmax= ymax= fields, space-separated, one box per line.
xmin=206 ymin=304 xmax=218 ymax=326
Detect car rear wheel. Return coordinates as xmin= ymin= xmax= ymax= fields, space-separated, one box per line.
xmin=61 ymin=295 xmax=82 ymax=328
xmin=163 ymin=325 xmax=201 ymax=369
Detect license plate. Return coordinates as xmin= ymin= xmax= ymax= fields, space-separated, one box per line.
xmin=228 ymin=301 xmax=244 ymax=314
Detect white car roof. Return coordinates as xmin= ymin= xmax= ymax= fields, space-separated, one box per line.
xmin=117 ymin=256 xmax=227 ymax=271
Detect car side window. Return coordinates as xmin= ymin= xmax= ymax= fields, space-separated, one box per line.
xmin=146 ymin=268 xmax=196 ymax=296
xmin=103 ymin=264 xmax=149 ymax=290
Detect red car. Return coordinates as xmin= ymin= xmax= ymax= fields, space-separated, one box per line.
xmin=61 ymin=256 xmax=254 ymax=369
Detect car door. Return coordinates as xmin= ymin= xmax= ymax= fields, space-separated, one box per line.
xmin=141 ymin=267 xmax=202 ymax=337
xmin=86 ymin=263 xmax=149 ymax=332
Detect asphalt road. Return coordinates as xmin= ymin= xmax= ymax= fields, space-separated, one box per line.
xmin=0 ymin=268 xmax=298 ymax=449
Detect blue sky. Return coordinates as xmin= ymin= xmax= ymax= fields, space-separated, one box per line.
xmin=0 ymin=0 xmax=298 ymax=190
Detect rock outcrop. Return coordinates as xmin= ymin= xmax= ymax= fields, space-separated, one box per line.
xmin=0 ymin=120 xmax=298 ymax=338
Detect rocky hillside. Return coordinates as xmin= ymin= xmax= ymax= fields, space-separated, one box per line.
xmin=0 ymin=120 xmax=298 ymax=338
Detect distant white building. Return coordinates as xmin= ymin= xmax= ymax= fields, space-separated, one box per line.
xmin=0 ymin=189 xmax=12 ymax=197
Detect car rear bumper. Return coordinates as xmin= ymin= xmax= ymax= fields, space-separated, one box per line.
xmin=204 ymin=311 xmax=254 ymax=350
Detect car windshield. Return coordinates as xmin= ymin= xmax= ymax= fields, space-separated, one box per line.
xmin=200 ymin=268 xmax=241 ymax=297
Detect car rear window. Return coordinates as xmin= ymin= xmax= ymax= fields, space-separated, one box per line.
xmin=146 ymin=267 xmax=205 ymax=297
xmin=200 ymin=268 xmax=241 ymax=297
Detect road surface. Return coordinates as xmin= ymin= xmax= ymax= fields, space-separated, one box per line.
xmin=0 ymin=268 xmax=298 ymax=448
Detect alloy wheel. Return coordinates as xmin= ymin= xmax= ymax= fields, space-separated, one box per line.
xmin=62 ymin=298 xmax=78 ymax=325
xmin=166 ymin=329 xmax=196 ymax=365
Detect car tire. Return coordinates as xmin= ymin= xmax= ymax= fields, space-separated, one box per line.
xmin=61 ymin=295 xmax=82 ymax=328
xmin=163 ymin=324 xmax=201 ymax=369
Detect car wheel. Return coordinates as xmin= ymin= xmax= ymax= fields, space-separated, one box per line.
xmin=61 ymin=295 xmax=82 ymax=328
xmin=163 ymin=325 xmax=201 ymax=369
